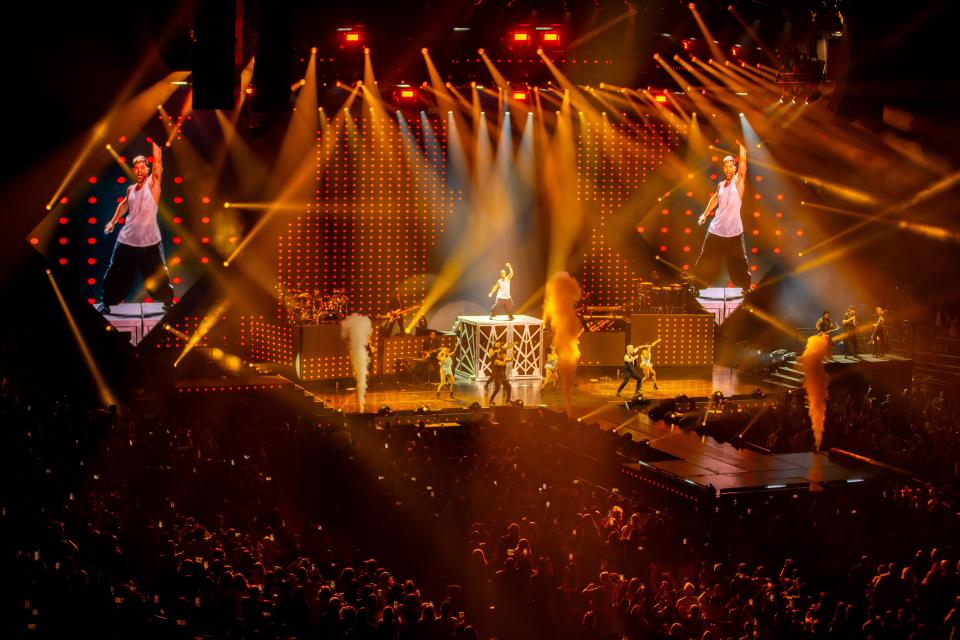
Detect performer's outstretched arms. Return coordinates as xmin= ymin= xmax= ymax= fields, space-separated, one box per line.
xmin=104 ymin=197 xmax=129 ymax=234
xmin=698 ymin=191 xmax=718 ymax=226
xmin=506 ymin=262 xmax=513 ymax=279
xmin=738 ymin=142 xmax=747 ymax=180
xmin=488 ymin=282 xmax=499 ymax=298
xmin=150 ymin=141 xmax=163 ymax=189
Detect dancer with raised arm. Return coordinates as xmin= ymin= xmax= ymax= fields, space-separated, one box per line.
xmin=488 ymin=262 xmax=515 ymax=321
xmin=638 ymin=338 xmax=661 ymax=391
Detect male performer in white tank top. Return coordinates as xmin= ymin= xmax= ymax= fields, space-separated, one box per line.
xmin=694 ymin=143 xmax=751 ymax=291
xmin=488 ymin=262 xmax=515 ymax=321
xmin=96 ymin=140 xmax=175 ymax=314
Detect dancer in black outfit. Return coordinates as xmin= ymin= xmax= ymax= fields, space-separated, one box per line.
xmin=616 ymin=344 xmax=644 ymax=397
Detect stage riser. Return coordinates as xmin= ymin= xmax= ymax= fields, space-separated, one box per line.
xmin=825 ymin=357 xmax=914 ymax=396
xmin=579 ymin=331 xmax=627 ymax=366
xmin=454 ymin=316 xmax=544 ymax=382
xmin=629 ymin=314 xmax=715 ymax=366
xmin=295 ymin=325 xmax=351 ymax=381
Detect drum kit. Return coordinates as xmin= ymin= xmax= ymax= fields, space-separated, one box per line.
xmin=632 ymin=279 xmax=692 ymax=314
xmin=281 ymin=286 xmax=350 ymax=325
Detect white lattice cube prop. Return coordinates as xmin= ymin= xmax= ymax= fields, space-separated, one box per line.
xmin=453 ymin=315 xmax=544 ymax=382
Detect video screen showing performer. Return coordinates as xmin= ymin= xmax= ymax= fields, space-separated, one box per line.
xmin=29 ymin=133 xmax=201 ymax=345
xmin=96 ymin=140 xmax=174 ymax=316
xmin=695 ymin=143 xmax=751 ymax=292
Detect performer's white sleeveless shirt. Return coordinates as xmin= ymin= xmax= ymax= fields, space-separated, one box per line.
xmin=117 ymin=179 xmax=162 ymax=247
xmin=708 ymin=178 xmax=744 ymax=237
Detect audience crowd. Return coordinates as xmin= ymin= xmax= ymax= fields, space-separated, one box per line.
xmin=6 ymin=371 xmax=960 ymax=639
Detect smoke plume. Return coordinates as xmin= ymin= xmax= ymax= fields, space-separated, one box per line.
xmin=799 ymin=333 xmax=830 ymax=450
xmin=543 ymin=272 xmax=583 ymax=413
xmin=340 ymin=314 xmax=373 ymax=410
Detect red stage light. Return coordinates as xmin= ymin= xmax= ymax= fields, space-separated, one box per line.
xmin=512 ymin=91 xmax=528 ymax=101
xmin=513 ymin=32 xmax=530 ymax=42
xmin=344 ymin=32 xmax=360 ymax=43
xmin=542 ymin=32 xmax=559 ymax=43
xmin=654 ymin=94 xmax=668 ymax=103
xmin=400 ymin=89 xmax=416 ymax=99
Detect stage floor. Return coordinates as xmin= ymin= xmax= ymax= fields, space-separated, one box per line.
xmin=178 ymin=362 xmax=905 ymax=496
xmin=302 ymin=365 xmax=773 ymax=414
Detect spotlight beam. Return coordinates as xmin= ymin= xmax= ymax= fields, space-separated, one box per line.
xmin=46 ymin=270 xmax=117 ymax=407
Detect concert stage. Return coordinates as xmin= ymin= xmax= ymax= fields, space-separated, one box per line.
xmin=174 ymin=362 xmax=902 ymax=501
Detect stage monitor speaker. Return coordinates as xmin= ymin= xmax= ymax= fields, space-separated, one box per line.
xmin=192 ymin=0 xmax=238 ymax=110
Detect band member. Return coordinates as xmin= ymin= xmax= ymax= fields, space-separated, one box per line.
xmin=871 ymin=306 xmax=887 ymax=357
xmin=616 ymin=343 xmax=644 ymax=397
xmin=379 ymin=295 xmax=410 ymax=337
xmin=816 ymin=311 xmax=836 ymax=336
xmin=436 ymin=347 xmax=455 ymax=399
xmin=488 ymin=262 xmax=515 ymax=321
xmin=541 ymin=345 xmax=560 ymax=391
xmin=420 ymin=330 xmax=442 ymax=382
xmin=695 ymin=143 xmax=751 ymax=290
xmin=487 ymin=343 xmax=513 ymax=405
xmin=97 ymin=140 xmax=175 ymax=314
xmin=638 ymin=338 xmax=661 ymax=391
xmin=842 ymin=306 xmax=859 ymax=358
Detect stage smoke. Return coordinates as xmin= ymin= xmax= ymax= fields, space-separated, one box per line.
xmin=799 ymin=334 xmax=829 ymax=450
xmin=543 ymin=272 xmax=582 ymax=413
xmin=340 ymin=314 xmax=373 ymax=410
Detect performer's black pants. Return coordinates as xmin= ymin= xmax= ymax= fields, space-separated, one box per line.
xmin=102 ymin=241 xmax=174 ymax=307
xmin=616 ymin=364 xmax=642 ymax=396
xmin=489 ymin=371 xmax=511 ymax=403
xmin=844 ymin=333 xmax=858 ymax=356
xmin=490 ymin=297 xmax=515 ymax=319
xmin=872 ymin=329 xmax=886 ymax=356
xmin=693 ymin=232 xmax=751 ymax=289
